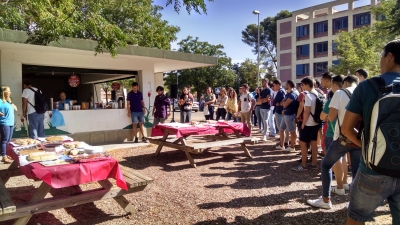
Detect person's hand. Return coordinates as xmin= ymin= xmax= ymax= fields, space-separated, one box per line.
xmin=167 ymin=113 xmax=170 ymax=118
xmin=127 ymin=111 xmax=131 ymax=118
xmin=143 ymin=108 xmax=146 ymax=114
xmin=0 ymin=112 xmax=4 ymax=117
xmin=301 ymin=123 xmax=305 ymax=130
xmin=152 ymin=112 xmax=154 ymax=117
xmin=23 ymin=112 xmax=27 ymax=119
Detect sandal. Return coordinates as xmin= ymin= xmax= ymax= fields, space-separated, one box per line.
xmin=2 ymin=157 xmax=12 ymax=164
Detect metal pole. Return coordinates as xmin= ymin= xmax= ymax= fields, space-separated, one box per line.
xmin=257 ymin=13 xmax=260 ymax=88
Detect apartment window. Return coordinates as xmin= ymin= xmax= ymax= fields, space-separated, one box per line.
xmin=332 ymin=60 xmax=340 ymax=66
xmin=296 ymin=25 xmax=310 ymax=39
xmin=314 ymin=21 xmax=328 ymax=34
xmin=314 ymin=41 xmax=328 ymax=55
xmin=333 ymin=17 xmax=348 ymax=31
xmin=314 ymin=62 xmax=328 ymax=74
xmin=296 ymin=64 xmax=310 ymax=76
xmin=296 ymin=44 xmax=310 ymax=59
xmin=354 ymin=13 xmax=370 ymax=27
xmin=332 ymin=41 xmax=338 ymax=54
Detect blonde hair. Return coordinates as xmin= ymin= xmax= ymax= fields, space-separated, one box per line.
xmin=220 ymin=87 xmax=227 ymax=96
xmin=1 ymin=86 xmax=10 ymax=103
xmin=228 ymin=89 xmax=237 ymax=99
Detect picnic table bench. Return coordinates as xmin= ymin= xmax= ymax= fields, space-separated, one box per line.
xmin=0 ymin=146 xmax=153 ymax=225
xmin=150 ymin=122 xmax=259 ymax=168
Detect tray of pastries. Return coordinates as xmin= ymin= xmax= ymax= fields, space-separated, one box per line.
xmin=69 ymin=153 xmax=111 ymax=163
xmin=27 ymin=151 xmax=59 ymax=162
xmin=13 ymin=138 xmax=40 ymax=146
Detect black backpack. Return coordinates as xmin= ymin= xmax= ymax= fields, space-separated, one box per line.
xmin=28 ymin=88 xmax=49 ymax=114
xmin=309 ymin=91 xmax=325 ymax=124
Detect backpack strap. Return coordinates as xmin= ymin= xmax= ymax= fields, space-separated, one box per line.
xmin=367 ymin=76 xmax=392 ymax=97
xmin=341 ymin=88 xmax=352 ymax=99
xmin=27 ymin=87 xmax=38 ymax=108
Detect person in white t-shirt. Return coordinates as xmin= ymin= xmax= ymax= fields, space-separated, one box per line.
xmin=22 ymin=80 xmax=45 ymax=139
xmin=238 ymin=83 xmax=255 ymax=131
xmin=292 ymin=76 xmax=320 ymax=172
xmin=307 ymin=75 xmax=362 ymax=210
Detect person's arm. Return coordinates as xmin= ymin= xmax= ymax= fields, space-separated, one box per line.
xmin=222 ymin=96 xmax=228 ymax=108
xmin=320 ymin=111 xmax=328 ymax=121
xmin=296 ymin=100 xmax=304 ymax=119
xmin=141 ymin=100 xmax=145 ymax=114
xmin=152 ymin=97 xmax=157 ymax=116
xmin=281 ymin=98 xmax=293 ymax=108
xmin=22 ymin=97 xmax=28 ymax=118
xmin=302 ymin=106 xmax=311 ymax=129
xmin=327 ymin=107 xmax=338 ymax=122
xmin=342 ymin=111 xmax=362 ymax=147
xmin=126 ymin=100 xmax=131 ymax=117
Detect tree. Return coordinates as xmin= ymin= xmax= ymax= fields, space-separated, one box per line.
xmin=163 ymin=36 xmax=235 ymax=100
xmin=330 ymin=26 xmax=383 ymax=76
xmin=0 ymin=0 xmax=213 ymax=57
xmin=372 ymin=0 xmax=400 ymax=36
xmin=232 ymin=59 xmax=265 ymax=91
xmin=241 ymin=10 xmax=292 ymax=70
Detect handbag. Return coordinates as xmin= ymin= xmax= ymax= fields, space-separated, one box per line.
xmin=203 ymin=108 xmax=210 ymax=115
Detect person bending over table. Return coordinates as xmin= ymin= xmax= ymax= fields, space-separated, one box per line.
xmin=58 ymin=90 xmax=77 ymax=110
xmin=0 ymin=86 xmax=17 ymax=164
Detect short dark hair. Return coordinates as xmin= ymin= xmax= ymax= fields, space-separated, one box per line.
xmin=286 ymin=80 xmax=295 ymax=88
xmin=131 ymin=82 xmax=138 ymax=87
xmin=272 ymin=79 xmax=281 ymax=85
xmin=262 ymin=78 xmax=269 ymax=83
xmin=268 ymin=81 xmax=273 ymax=88
xmin=315 ymin=79 xmax=321 ymax=87
xmin=332 ymin=75 xmax=345 ymax=88
xmin=343 ymin=75 xmax=359 ymax=85
xmin=355 ymin=68 xmax=369 ymax=79
xmin=322 ymin=72 xmax=334 ymax=80
xmin=241 ymin=83 xmax=249 ymax=89
xmin=300 ymin=76 xmax=315 ymax=88
xmin=23 ymin=79 xmax=32 ymax=86
xmin=156 ymin=86 xmax=164 ymax=92
xmin=383 ymin=39 xmax=400 ymax=65
xmin=59 ymin=90 xmax=66 ymax=96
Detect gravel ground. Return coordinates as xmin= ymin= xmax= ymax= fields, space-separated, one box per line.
xmin=0 ymin=130 xmax=392 ymax=225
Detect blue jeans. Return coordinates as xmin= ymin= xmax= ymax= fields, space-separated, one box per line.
xmin=268 ymin=110 xmax=276 ymax=136
xmin=324 ymin=136 xmax=334 ymax=150
xmin=260 ymin=108 xmax=270 ymax=136
xmin=28 ymin=112 xmax=45 ymax=139
xmin=0 ymin=125 xmax=13 ymax=157
xmin=255 ymin=106 xmax=262 ymax=129
xmin=226 ymin=112 xmax=238 ymax=122
xmin=321 ymin=140 xmax=362 ymax=198
xmin=348 ymin=170 xmax=400 ymax=223
xmin=180 ymin=110 xmax=191 ymax=123
xmin=205 ymin=106 xmax=214 ymax=120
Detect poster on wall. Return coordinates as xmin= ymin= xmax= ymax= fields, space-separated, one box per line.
xmin=68 ymin=74 xmax=80 ymax=87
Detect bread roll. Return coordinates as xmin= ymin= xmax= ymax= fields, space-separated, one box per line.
xmin=28 ymin=152 xmax=58 ymax=161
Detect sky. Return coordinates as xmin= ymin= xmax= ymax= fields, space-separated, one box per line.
xmin=152 ymin=0 xmax=372 ymax=64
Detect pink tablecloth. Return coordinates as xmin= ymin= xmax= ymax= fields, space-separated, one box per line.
xmin=7 ymin=144 xmax=128 ymax=190
xmin=151 ymin=122 xmax=250 ymax=138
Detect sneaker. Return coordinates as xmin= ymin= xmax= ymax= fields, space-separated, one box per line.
xmin=285 ymin=146 xmax=295 ymax=152
xmin=331 ymin=186 xmax=345 ymax=195
xmin=297 ymin=158 xmax=311 ymax=163
xmin=318 ymin=146 xmax=323 ymax=153
xmin=268 ymin=135 xmax=276 ymax=138
xmin=308 ymin=164 xmax=318 ymax=170
xmin=134 ymin=137 xmax=138 ymax=143
xmin=307 ymin=196 xmax=332 ymax=209
xmin=291 ymin=164 xmax=308 ymax=171
xmin=263 ymin=136 xmax=267 ymax=142
xmin=142 ymin=137 xmax=149 ymax=143
xmin=343 ymin=184 xmax=350 ymax=191
xmin=276 ymin=145 xmax=285 ymax=150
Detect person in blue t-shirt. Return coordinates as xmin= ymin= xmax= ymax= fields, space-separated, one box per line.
xmin=272 ymin=79 xmax=289 ymax=145
xmin=0 ymin=86 xmax=17 ymax=164
xmin=276 ymin=80 xmax=297 ymax=152
xmin=58 ymin=91 xmax=77 ymax=110
xmin=342 ymin=40 xmax=400 ymax=225
xmin=127 ymin=82 xmax=147 ymax=143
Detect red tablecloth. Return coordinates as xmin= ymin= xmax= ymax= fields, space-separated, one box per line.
xmin=7 ymin=144 xmax=128 ymax=190
xmin=151 ymin=122 xmax=251 ymax=138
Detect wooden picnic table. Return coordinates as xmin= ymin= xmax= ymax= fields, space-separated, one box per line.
xmin=150 ymin=122 xmax=259 ymax=168
xmin=0 ymin=144 xmax=153 ymax=225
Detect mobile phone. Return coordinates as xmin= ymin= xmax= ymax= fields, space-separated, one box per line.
xmin=393 ymin=81 xmax=400 ymax=94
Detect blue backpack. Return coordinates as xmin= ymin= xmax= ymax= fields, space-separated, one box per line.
xmin=363 ymin=76 xmax=400 ymax=177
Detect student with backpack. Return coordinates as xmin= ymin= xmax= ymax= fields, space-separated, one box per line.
xmin=276 ymin=80 xmax=298 ymax=152
xmin=307 ymin=75 xmax=361 ymax=209
xmin=292 ymin=76 xmax=323 ymax=172
xmin=342 ymin=40 xmax=400 ymax=225
xmin=22 ymin=80 xmax=48 ymax=139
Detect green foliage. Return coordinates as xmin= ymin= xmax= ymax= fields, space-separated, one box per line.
xmin=0 ymin=0 xmax=185 ymax=57
xmin=164 ymin=36 xmax=235 ymax=100
xmin=330 ymin=27 xmax=382 ymax=76
xmin=232 ymin=59 xmax=265 ymax=91
xmin=241 ymin=10 xmax=292 ymax=69
xmin=372 ymin=0 xmax=400 ymax=36
xmin=165 ymin=0 xmax=214 ymax=14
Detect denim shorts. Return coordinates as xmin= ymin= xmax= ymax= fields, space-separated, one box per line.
xmin=131 ymin=112 xmax=144 ymax=124
xmin=280 ymin=114 xmax=296 ymax=132
xmin=348 ymin=170 xmax=400 ymax=223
